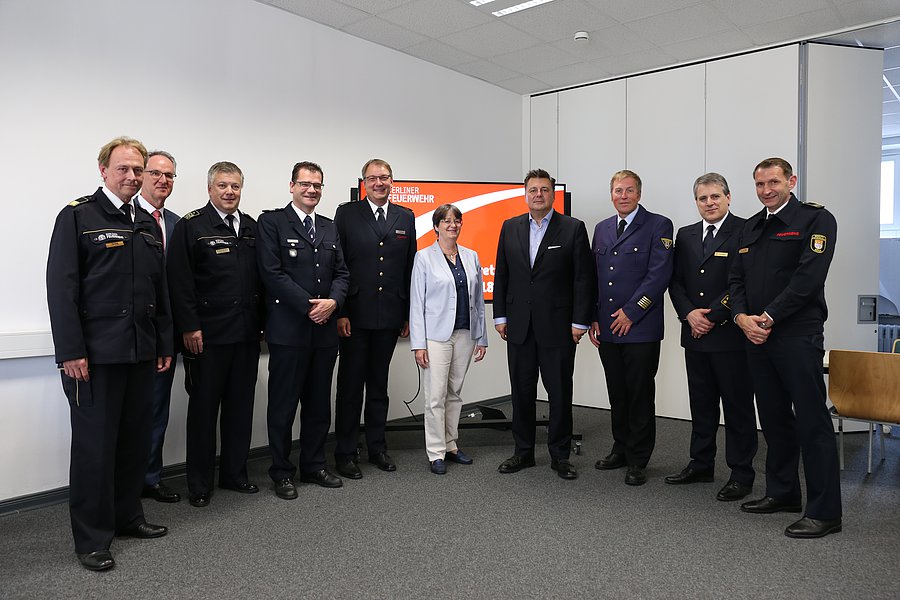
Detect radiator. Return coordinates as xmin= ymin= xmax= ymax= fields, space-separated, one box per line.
xmin=877 ymin=324 xmax=900 ymax=352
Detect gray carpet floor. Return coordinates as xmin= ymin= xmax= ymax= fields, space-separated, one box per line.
xmin=1 ymin=406 xmax=898 ymax=599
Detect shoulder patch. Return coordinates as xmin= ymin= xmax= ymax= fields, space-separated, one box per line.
xmin=183 ymin=209 xmax=204 ymax=220
xmin=660 ymin=238 xmax=673 ymax=250
xmin=810 ymin=234 xmax=827 ymax=254
xmin=67 ymin=195 xmax=92 ymax=207
xmin=802 ymin=201 xmax=825 ymax=209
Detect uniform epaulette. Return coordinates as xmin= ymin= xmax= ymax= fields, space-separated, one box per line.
xmin=261 ymin=207 xmax=284 ymax=213
xmin=67 ymin=196 xmax=92 ymax=207
xmin=395 ymin=203 xmax=414 ymax=215
xmin=317 ymin=214 xmax=334 ymax=222
xmin=802 ymin=201 xmax=825 ymax=209
xmin=183 ymin=208 xmax=204 ymax=220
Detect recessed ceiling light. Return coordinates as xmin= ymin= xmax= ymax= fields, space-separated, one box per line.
xmin=492 ymin=0 xmax=558 ymax=17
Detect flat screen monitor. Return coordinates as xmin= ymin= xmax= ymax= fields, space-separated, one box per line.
xmin=354 ymin=180 xmax=568 ymax=302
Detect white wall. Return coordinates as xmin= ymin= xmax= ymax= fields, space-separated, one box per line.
xmin=529 ymin=43 xmax=881 ymax=420
xmin=0 ymin=0 xmax=522 ymax=502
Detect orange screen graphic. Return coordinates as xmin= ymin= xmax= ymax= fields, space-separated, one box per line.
xmin=357 ymin=181 xmax=566 ymax=302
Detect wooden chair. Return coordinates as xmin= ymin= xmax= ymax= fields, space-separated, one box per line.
xmin=828 ymin=349 xmax=900 ymax=473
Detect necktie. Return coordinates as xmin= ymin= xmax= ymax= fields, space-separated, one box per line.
xmin=225 ymin=214 xmax=237 ymax=236
xmin=376 ymin=207 xmax=386 ymax=236
xmin=152 ymin=209 xmax=164 ymax=249
xmin=120 ymin=203 xmax=132 ymax=225
xmin=304 ymin=214 xmax=315 ymax=242
xmin=616 ymin=218 xmax=626 ymax=238
xmin=702 ymin=224 xmax=715 ymax=256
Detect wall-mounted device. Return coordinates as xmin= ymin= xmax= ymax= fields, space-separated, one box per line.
xmin=857 ymin=295 xmax=877 ymax=324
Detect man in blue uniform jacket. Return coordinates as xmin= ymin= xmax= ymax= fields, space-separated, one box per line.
xmin=729 ymin=157 xmax=841 ymax=539
xmin=665 ymin=173 xmax=757 ymax=501
xmin=257 ymin=161 xmax=350 ymax=500
xmin=47 ymin=137 xmax=173 ymax=572
xmin=590 ymin=169 xmax=673 ymax=486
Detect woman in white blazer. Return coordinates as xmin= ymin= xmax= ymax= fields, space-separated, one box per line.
xmin=409 ymin=204 xmax=487 ymax=474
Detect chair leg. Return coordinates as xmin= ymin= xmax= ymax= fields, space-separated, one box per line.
xmin=880 ymin=423 xmax=886 ymax=464
xmin=867 ymin=422 xmax=873 ymax=474
xmin=838 ymin=417 xmax=844 ymax=471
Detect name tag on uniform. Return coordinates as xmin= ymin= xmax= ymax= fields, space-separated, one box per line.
xmin=106 ymin=241 xmax=125 ymax=248
xmin=738 ymin=247 xmax=749 ymax=254
xmin=216 ymin=248 xmax=230 ymax=254
xmin=714 ymin=251 xmax=728 ymax=257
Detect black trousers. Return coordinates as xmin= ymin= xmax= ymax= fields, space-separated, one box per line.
xmin=183 ymin=342 xmax=259 ymax=496
xmin=746 ymin=334 xmax=841 ymax=519
xmin=145 ymin=355 xmax=177 ymax=486
xmin=684 ymin=349 xmax=757 ymax=484
xmin=65 ymin=361 xmax=154 ymax=553
xmin=267 ymin=343 xmax=338 ymax=479
xmin=334 ymin=328 xmax=399 ymax=460
xmin=506 ymin=325 xmax=575 ymax=460
xmin=598 ymin=341 xmax=660 ymax=467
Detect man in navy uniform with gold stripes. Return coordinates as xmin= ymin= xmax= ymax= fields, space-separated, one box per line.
xmin=666 ymin=173 xmax=757 ymax=501
xmin=730 ymin=157 xmax=841 ymax=539
xmin=590 ymin=169 xmax=673 ymax=486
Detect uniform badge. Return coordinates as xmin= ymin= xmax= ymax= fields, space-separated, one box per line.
xmin=810 ymin=234 xmax=827 ymax=254
xmin=289 ymin=249 xmax=298 ymax=257
xmin=739 ymin=247 xmax=749 ymax=254
xmin=660 ymin=238 xmax=673 ymax=250
xmin=714 ymin=251 xmax=728 ymax=257
xmin=720 ymin=294 xmax=730 ymax=308
xmin=215 ymin=248 xmax=230 ymax=254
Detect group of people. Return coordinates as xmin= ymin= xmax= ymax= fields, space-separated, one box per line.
xmin=491 ymin=164 xmax=841 ymax=543
xmin=46 ymin=136 xmax=841 ymax=573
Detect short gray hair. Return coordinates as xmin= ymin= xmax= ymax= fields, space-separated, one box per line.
xmin=693 ymin=172 xmax=730 ymax=198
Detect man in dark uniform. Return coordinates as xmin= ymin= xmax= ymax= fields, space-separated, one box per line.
xmin=167 ymin=161 xmax=263 ymax=508
xmin=590 ymin=169 xmax=673 ymax=486
xmin=493 ymin=169 xmax=596 ymax=480
xmin=47 ymin=137 xmax=172 ymax=571
xmin=258 ymin=161 xmax=349 ymax=499
xmin=730 ymin=157 xmax=841 ymax=538
xmin=332 ymin=159 xmax=416 ymax=478
xmin=666 ymin=173 xmax=757 ymax=501
xmin=135 ymin=150 xmax=182 ymax=504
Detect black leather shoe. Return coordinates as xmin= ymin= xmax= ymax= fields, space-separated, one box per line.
xmin=498 ymin=455 xmax=536 ymax=474
xmin=368 ymin=452 xmax=397 ymax=472
xmin=219 ymin=482 xmax=259 ymax=494
xmin=551 ymin=458 xmax=578 ymax=479
xmin=625 ymin=466 xmax=647 ymax=486
xmin=189 ymin=493 xmax=210 ymax=507
xmin=118 ymin=521 xmax=168 ymax=539
xmin=717 ymin=480 xmax=753 ymax=502
xmin=336 ymin=459 xmax=363 ymax=479
xmin=142 ymin=482 xmax=181 ymax=503
xmin=595 ymin=452 xmax=626 ymax=470
xmin=740 ymin=496 xmax=802 ymax=514
xmin=274 ymin=478 xmax=298 ymax=500
xmin=300 ymin=469 xmax=343 ymax=488
xmin=784 ymin=517 xmax=842 ymax=539
xmin=664 ymin=467 xmax=714 ymax=485
xmin=445 ymin=450 xmax=473 ymax=465
xmin=77 ymin=550 xmax=115 ymax=572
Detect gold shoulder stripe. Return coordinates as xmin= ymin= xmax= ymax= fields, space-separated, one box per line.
xmin=68 ymin=195 xmax=92 ymax=207
xmin=184 ymin=209 xmax=203 ymax=220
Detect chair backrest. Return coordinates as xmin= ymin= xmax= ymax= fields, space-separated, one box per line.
xmin=893 ymin=338 xmax=900 ymax=354
xmin=829 ymin=349 xmax=900 ymax=423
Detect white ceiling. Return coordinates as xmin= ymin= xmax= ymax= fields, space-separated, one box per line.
xmin=253 ymin=0 xmax=900 ymax=136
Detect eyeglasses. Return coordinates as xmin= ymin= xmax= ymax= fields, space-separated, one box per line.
xmin=364 ymin=175 xmax=392 ymax=184
xmin=293 ymin=181 xmax=324 ymax=191
xmin=440 ymin=219 xmax=462 ymax=226
xmin=147 ymin=169 xmax=177 ymax=181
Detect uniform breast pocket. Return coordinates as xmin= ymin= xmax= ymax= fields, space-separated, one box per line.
xmin=281 ymin=240 xmax=305 ymax=261
xmin=623 ymin=245 xmax=649 ymax=271
xmin=769 ymin=237 xmax=803 ymax=268
xmin=139 ymin=232 xmax=163 ymax=258
xmin=317 ymin=243 xmax=337 ymax=267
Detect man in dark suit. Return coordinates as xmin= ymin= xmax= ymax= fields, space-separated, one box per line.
xmin=258 ymin=161 xmax=350 ymax=500
xmin=590 ymin=170 xmax=673 ymax=486
xmin=135 ymin=150 xmax=182 ymax=504
xmin=47 ymin=137 xmax=172 ymax=571
xmin=332 ymin=159 xmax=416 ymax=478
xmin=730 ymin=157 xmax=841 ymax=539
xmin=494 ymin=168 xmax=596 ymax=480
xmin=665 ymin=173 xmax=757 ymax=501
xmin=167 ymin=161 xmax=264 ymax=507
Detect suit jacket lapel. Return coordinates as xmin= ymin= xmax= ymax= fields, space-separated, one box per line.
xmin=532 ymin=211 xmax=560 ymax=270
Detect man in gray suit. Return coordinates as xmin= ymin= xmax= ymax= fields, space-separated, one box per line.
xmin=135 ymin=150 xmax=182 ymax=503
